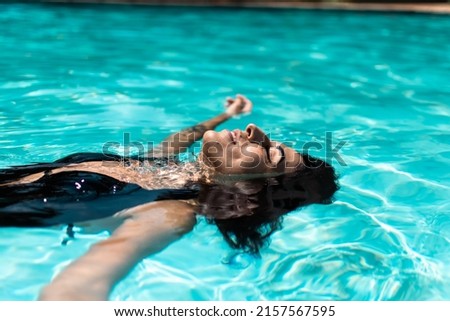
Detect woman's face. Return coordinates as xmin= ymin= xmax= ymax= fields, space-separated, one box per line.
xmin=201 ymin=124 xmax=303 ymax=175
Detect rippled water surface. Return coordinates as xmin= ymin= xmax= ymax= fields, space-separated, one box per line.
xmin=0 ymin=4 xmax=449 ymax=300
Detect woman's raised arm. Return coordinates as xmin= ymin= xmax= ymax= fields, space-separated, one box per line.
xmin=38 ymin=200 xmax=196 ymax=301
xmin=150 ymin=94 xmax=252 ymax=157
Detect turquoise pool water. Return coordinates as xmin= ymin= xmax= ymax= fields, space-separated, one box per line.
xmin=1 ymin=4 xmax=449 ymax=300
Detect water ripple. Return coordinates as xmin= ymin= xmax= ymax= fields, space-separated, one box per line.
xmin=1 ymin=4 xmax=449 ymax=300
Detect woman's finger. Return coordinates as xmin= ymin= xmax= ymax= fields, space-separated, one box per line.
xmin=225 ymin=97 xmax=234 ymax=107
xmin=237 ymin=95 xmax=253 ymax=113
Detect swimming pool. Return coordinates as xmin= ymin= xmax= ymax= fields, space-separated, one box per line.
xmin=0 ymin=3 xmax=449 ymax=300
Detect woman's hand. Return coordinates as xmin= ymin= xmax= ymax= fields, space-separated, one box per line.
xmin=225 ymin=94 xmax=253 ymax=116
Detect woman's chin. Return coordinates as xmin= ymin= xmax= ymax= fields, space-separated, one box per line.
xmin=202 ymin=130 xmax=218 ymax=142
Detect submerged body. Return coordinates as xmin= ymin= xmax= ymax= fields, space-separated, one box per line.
xmin=1 ymin=158 xmax=200 ymax=190
xmin=0 ymin=155 xmax=199 ymax=228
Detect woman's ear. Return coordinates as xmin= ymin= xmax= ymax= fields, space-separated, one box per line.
xmin=269 ymin=147 xmax=283 ymax=166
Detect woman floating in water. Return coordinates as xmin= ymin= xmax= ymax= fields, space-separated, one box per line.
xmin=0 ymin=95 xmax=338 ymax=300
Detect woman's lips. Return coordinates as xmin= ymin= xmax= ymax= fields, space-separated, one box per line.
xmin=229 ymin=130 xmax=236 ymax=143
xmin=234 ymin=129 xmax=241 ymax=139
xmin=224 ymin=129 xmax=242 ymax=143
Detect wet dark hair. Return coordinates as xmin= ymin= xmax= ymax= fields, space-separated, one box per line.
xmin=195 ymin=154 xmax=339 ymax=254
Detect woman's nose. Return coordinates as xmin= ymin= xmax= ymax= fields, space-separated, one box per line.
xmin=245 ymin=124 xmax=256 ymax=140
xmin=245 ymin=124 xmax=270 ymax=147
